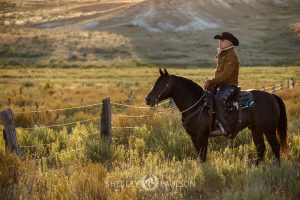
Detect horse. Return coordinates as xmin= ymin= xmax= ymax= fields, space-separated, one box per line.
xmin=145 ymin=68 xmax=287 ymax=164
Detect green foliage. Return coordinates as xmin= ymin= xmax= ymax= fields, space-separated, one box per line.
xmin=145 ymin=119 xmax=197 ymax=160
xmin=85 ymin=136 xmax=123 ymax=165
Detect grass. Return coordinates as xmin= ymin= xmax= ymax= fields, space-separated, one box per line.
xmin=0 ymin=66 xmax=299 ymax=199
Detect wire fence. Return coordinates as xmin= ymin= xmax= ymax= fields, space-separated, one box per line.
xmin=0 ymin=77 xmax=297 ymax=166
xmin=14 ymin=102 xmax=104 ymax=114
xmin=4 ymin=78 xmax=298 ymax=132
xmin=110 ymin=99 xmax=170 ymax=109
xmin=0 ymin=97 xmax=175 ymax=165
xmin=13 ymin=99 xmax=171 ymax=114
xmin=19 ymin=117 xmax=101 ymax=130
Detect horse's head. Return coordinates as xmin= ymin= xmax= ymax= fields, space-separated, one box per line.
xmin=145 ymin=68 xmax=174 ymax=107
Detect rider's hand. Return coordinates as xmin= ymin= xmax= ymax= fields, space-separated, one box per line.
xmin=204 ymin=79 xmax=210 ymax=89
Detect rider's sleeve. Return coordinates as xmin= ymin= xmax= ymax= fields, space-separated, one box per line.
xmin=210 ymin=55 xmax=238 ymax=86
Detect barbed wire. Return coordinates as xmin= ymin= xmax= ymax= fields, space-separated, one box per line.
xmin=15 ymin=107 xmax=176 ymax=130
xmin=13 ymin=80 xmax=296 ymax=130
xmin=11 ymin=79 xmax=296 ymax=116
xmin=2 ymin=79 xmax=295 ymax=171
xmin=110 ymin=99 xmax=170 ymax=109
xmin=13 ymin=98 xmax=170 ymax=115
xmin=14 ymin=102 xmax=103 ymax=114
xmin=112 ymin=106 xmax=176 ymax=118
xmin=18 ymin=117 xmax=100 ymax=130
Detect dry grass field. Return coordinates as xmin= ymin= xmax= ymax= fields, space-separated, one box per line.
xmin=0 ymin=67 xmax=299 ymax=199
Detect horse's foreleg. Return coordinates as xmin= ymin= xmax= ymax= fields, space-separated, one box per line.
xmin=191 ymin=135 xmax=208 ymax=162
xmin=199 ymin=139 xmax=208 ymax=162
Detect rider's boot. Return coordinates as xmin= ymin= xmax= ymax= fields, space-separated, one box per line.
xmin=210 ymin=102 xmax=230 ymax=136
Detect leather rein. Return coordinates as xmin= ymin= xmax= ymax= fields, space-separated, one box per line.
xmin=154 ymin=75 xmax=208 ymax=127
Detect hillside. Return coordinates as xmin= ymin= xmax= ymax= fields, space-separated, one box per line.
xmin=0 ymin=0 xmax=300 ymax=67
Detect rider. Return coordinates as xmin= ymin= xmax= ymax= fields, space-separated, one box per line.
xmin=204 ymin=32 xmax=240 ymax=137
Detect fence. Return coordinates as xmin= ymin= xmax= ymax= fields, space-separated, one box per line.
xmin=0 ymin=98 xmax=172 ymax=158
xmin=0 ymin=77 xmax=297 ymax=160
xmin=260 ymin=77 xmax=296 ymax=94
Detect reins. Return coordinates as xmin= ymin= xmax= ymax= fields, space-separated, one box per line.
xmin=155 ymin=75 xmax=174 ymax=105
xmin=179 ymin=90 xmax=207 ymax=114
xmin=154 ymin=75 xmax=207 ymax=114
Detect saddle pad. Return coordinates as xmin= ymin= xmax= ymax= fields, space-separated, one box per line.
xmin=236 ymin=90 xmax=255 ymax=108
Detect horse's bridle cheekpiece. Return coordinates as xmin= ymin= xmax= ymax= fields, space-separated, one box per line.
xmin=156 ymin=75 xmax=174 ymax=105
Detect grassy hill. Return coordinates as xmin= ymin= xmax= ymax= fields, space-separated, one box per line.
xmin=0 ymin=0 xmax=300 ymax=67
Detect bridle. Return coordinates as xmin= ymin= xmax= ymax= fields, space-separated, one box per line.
xmin=155 ymin=75 xmax=174 ymax=105
xmin=152 ymin=74 xmax=209 ymax=128
xmin=154 ymin=75 xmax=207 ymax=114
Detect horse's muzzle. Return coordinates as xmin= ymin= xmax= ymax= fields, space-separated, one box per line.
xmin=145 ymin=96 xmax=155 ymax=107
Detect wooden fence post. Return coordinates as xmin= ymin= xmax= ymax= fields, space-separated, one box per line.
xmin=100 ymin=97 xmax=112 ymax=143
xmin=0 ymin=109 xmax=20 ymax=155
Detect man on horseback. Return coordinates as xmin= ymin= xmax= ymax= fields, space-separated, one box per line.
xmin=204 ymin=32 xmax=240 ymax=137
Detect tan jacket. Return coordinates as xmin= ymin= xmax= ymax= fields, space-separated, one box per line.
xmin=210 ymin=47 xmax=240 ymax=86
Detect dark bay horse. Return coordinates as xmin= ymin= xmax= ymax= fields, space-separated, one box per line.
xmin=145 ymin=68 xmax=287 ymax=164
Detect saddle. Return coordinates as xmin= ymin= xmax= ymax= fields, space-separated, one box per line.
xmin=224 ymin=87 xmax=255 ymax=112
xmin=182 ymin=87 xmax=255 ymax=131
xmin=206 ymin=86 xmax=255 ymax=112
xmin=205 ymin=86 xmax=255 ymax=135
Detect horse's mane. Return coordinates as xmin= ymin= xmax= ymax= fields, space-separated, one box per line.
xmin=173 ymin=75 xmax=204 ymax=96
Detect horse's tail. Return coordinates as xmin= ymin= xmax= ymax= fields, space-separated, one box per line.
xmin=273 ymin=94 xmax=288 ymax=153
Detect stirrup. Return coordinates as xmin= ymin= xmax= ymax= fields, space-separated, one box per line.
xmin=210 ymin=123 xmax=227 ymax=136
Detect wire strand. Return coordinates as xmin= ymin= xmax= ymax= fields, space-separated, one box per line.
xmin=19 ymin=117 xmax=100 ymax=130
xmin=14 ymin=102 xmax=103 ymax=114
xmin=110 ymin=99 xmax=170 ymax=109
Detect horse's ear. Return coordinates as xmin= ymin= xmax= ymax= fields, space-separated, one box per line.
xmin=159 ymin=68 xmax=164 ymax=76
xmin=164 ymin=68 xmax=169 ymax=77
